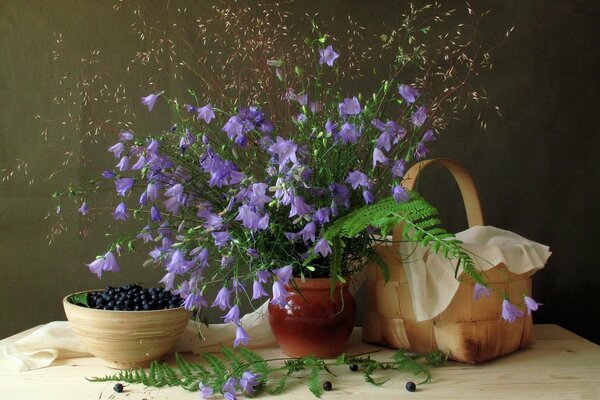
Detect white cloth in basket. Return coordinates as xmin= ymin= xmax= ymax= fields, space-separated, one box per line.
xmin=400 ymin=225 xmax=551 ymax=321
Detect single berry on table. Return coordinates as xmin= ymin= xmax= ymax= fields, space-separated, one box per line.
xmin=113 ymin=383 xmax=124 ymax=393
xmin=406 ymin=381 xmax=417 ymax=392
xmin=323 ymin=381 xmax=333 ymax=391
xmin=349 ymin=364 xmax=358 ymax=372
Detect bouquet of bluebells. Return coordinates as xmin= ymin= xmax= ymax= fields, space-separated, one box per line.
xmin=63 ymin=2 xmax=521 ymax=346
xmin=82 ymin=37 xmax=482 ymax=347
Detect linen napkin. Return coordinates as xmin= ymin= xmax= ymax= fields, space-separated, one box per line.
xmin=0 ymin=302 xmax=275 ymax=371
xmin=399 ymin=225 xmax=551 ymax=321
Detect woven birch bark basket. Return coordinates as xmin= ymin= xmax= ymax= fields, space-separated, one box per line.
xmin=362 ymin=158 xmax=534 ymax=363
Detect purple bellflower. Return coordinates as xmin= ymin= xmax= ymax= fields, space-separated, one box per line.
xmin=362 ymin=189 xmax=374 ymax=204
xmin=119 ymin=131 xmax=134 ymax=141
xmin=271 ymin=281 xmax=290 ymax=309
xmin=199 ymin=383 xmax=214 ymax=399
xmin=473 ymin=283 xmax=491 ymax=301
xmin=345 ymin=170 xmax=369 ymax=190
xmin=86 ymin=251 xmax=120 ymax=279
xmin=392 ymin=185 xmax=409 ymax=203
xmin=268 ymin=137 xmax=298 ymax=171
xmin=113 ymin=202 xmax=129 ymax=220
xmin=197 ymin=104 xmax=215 ymax=123
xmin=142 ymin=92 xmax=164 ymax=111
xmin=222 ymin=305 xmax=241 ymax=324
xmin=338 ymin=97 xmax=361 ymax=118
xmin=239 ymin=371 xmax=261 ymax=395
xmin=274 ymin=265 xmax=293 ymax=285
xmin=313 ymin=207 xmax=331 ymax=225
xmin=391 ymin=159 xmax=406 ymax=178
xmin=524 ymin=296 xmax=542 ymax=314
xmin=234 ymin=325 xmax=250 ymax=347
xmin=502 ymin=299 xmax=525 ymax=323
xmin=140 ymin=91 xmax=164 ymax=112
xmin=314 ymin=237 xmax=332 ymax=257
xmin=212 ymin=286 xmax=231 ymax=311
xmin=116 ymin=156 xmax=129 ymax=172
xmin=398 ymin=84 xmax=420 ymax=104
xmin=318 ymin=45 xmax=339 ymax=67
xmin=108 ymin=142 xmax=125 ymax=159
xmin=115 ymin=177 xmax=135 ymax=196
xmin=372 ymin=148 xmax=388 ymax=167
xmin=78 ymin=202 xmax=89 ymax=215
xmin=252 ymin=280 xmax=269 ymax=300
xmin=411 ymin=106 xmax=428 ymax=127
xmin=338 ymin=122 xmax=361 ymax=144
xmin=183 ymin=291 xmax=208 ymax=311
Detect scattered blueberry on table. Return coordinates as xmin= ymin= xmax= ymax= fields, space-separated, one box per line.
xmin=113 ymin=383 xmax=124 ymax=393
xmin=406 ymin=381 xmax=417 ymax=392
xmin=323 ymin=381 xmax=333 ymax=391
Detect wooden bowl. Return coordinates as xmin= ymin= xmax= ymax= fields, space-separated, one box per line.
xmin=63 ymin=291 xmax=192 ymax=369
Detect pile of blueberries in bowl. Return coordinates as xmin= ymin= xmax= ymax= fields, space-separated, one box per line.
xmin=84 ymin=284 xmax=184 ymax=311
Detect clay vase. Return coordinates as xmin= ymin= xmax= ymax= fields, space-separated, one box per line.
xmin=268 ymin=277 xmax=356 ymax=358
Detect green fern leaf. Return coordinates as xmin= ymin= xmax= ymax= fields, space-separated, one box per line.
xmin=308 ymin=367 xmax=323 ymax=398
xmin=202 ymin=353 xmax=229 ymax=379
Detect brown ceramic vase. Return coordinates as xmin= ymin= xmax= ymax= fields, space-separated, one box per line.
xmin=267 ymin=277 xmax=356 ymax=358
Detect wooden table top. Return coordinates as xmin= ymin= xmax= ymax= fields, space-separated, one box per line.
xmin=1 ymin=324 xmax=599 ymax=399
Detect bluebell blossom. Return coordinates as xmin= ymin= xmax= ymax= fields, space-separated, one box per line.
xmin=411 ymin=106 xmax=428 ymax=127
xmin=199 ymin=383 xmax=214 ymax=399
xmin=234 ymin=326 xmax=249 ymax=347
xmin=119 ymin=131 xmax=134 ymax=141
xmin=140 ymin=91 xmax=164 ymax=112
xmin=252 ymin=280 xmax=269 ymax=300
xmin=524 ymin=296 xmax=542 ymax=314
xmin=113 ymin=202 xmax=129 ymax=220
xmin=318 ymin=45 xmax=339 ymax=66
xmin=212 ymin=231 xmax=232 ymax=248
xmin=372 ymin=148 xmax=388 ymax=167
xmin=197 ymin=104 xmax=215 ymax=123
xmin=183 ymin=291 xmax=208 ymax=311
xmin=392 ymin=185 xmax=409 ymax=203
xmin=222 ymin=305 xmax=241 ymax=324
xmin=271 ymin=281 xmax=289 ymax=308
xmin=398 ymin=84 xmax=420 ymax=103
xmin=502 ymin=299 xmax=524 ymax=323
xmin=473 ymin=283 xmax=491 ymax=301
xmin=338 ymin=97 xmax=361 ymax=118
xmin=108 ymin=142 xmax=125 ymax=158
xmin=211 ymin=286 xmax=231 ymax=311
xmin=362 ymin=190 xmax=374 ymax=204
xmin=345 ymin=170 xmax=369 ymax=190
xmin=150 ymin=205 xmax=162 ymax=222
xmin=314 ymin=237 xmax=332 ymax=257
xmin=77 ymin=202 xmax=89 ymax=215
xmin=338 ymin=122 xmax=361 ymax=144
xmin=239 ymin=371 xmax=261 ymax=395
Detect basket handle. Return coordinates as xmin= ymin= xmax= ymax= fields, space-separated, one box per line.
xmin=393 ymin=158 xmax=484 ymax=240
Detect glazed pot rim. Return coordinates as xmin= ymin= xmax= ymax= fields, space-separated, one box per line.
xmin=289 ymin=276 xmax=352 ymax=290
xmin=63 ymin=290 xmax=190 ymax=314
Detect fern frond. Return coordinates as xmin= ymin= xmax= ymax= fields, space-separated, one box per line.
xmin=202 ymin=353 xmax=229 ymax=379
xmin=308 ymin=367 xmax=323 ymax=398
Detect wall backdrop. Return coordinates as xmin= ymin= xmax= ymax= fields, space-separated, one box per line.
xmin=1 ymin=0 xmax=599 ymax=344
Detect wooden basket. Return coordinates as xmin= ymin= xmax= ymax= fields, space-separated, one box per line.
xmin=362 ymin=158 xmax=534 ymax=363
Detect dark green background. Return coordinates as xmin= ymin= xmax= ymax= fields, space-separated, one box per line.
xmin=1 ymin=1 xmax=598 ymax=345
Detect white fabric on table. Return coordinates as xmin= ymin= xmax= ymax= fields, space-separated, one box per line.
xmin=0 ymin=302 xmax=275 ymax=371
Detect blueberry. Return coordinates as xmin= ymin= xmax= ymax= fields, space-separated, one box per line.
xmin=406 ymin=381 xmax=416 ymax=392
xmin=113 ymin=383 xmax=124 ymax=393
xmin=322 ymin=381 xmax=332 ymax=391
